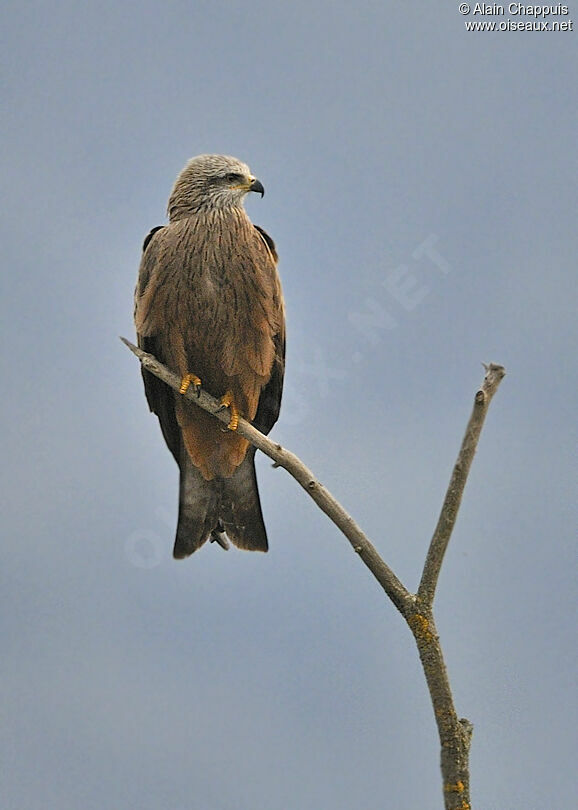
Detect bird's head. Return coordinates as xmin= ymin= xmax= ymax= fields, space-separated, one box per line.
xmin=167 ymin=154 xmax=264 ymax=220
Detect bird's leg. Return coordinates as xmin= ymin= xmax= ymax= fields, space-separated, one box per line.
xmin=180 ymin=373 xmax=202 ymax=397
xmin=218 ymin=391 xmax=240 ymax=431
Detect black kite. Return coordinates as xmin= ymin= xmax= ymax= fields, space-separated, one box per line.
xmin=134 ymin=155 xmax=285 ymax=557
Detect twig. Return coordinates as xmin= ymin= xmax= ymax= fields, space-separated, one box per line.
xmin=417 ymin=363 xmax=506 ymax=606
xmin=122 ymin=336 xmax=505 ymax=809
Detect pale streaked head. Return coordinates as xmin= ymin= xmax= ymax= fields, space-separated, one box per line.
xmin=167 ymin=154 xmax=264 ymax=221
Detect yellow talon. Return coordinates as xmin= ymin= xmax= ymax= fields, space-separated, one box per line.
xmin=180 ymin=373 xmax=202 ymax=395
xmin=220 ymin=391 xmax=239 ymax=431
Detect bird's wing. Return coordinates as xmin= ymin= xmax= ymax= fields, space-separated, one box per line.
xmin=253 ymin=224 xmax=278 ymax=263
xmin=135 ymin=226 xmax=182 ymax=464
xmin=252 ymin=225 xmax=285 ymax=435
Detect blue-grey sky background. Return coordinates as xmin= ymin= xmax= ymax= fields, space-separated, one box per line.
xmin=2 ymin=2 xmax=576 ymax=808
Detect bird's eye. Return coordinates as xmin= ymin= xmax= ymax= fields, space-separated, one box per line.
xmin=225 ymin=172 xmax=243 ymax=184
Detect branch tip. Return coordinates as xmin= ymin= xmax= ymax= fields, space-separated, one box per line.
xmin=418 ymin=362 xmax=505 ymax=607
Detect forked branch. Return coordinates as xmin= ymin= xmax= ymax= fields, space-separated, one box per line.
xmin=122 ymin=336 xmax=505 ymax=809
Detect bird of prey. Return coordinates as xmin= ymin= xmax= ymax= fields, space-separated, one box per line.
xmin=134 ymin=154 xmax=285 ymax=558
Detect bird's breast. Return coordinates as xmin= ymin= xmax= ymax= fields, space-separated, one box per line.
xmin=164 ymin=210 xmax=275 ymax=384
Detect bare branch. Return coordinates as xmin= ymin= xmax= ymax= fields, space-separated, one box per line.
xmin=121 ymin=337 xmax=412 ymax=613
xmin=417 ymin=363 xmax=506 ymax=607
xmin=123 ymin=336 xmax=506 ymax=808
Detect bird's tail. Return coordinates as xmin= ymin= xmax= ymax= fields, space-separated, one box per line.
xmin=173 ymin=448 xmax=221 ymax=558
xmin=173 ymin=446 xmax=269 ymax=558
xmin=219 ymin=448 xmax=269 ymax=552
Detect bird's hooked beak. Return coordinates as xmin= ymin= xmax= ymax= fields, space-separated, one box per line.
xmin=249 ymin=177 xmax=265 ymax=197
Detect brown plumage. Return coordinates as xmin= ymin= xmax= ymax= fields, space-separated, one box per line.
xmin=134 ymin=155 xmax=285 ymax=557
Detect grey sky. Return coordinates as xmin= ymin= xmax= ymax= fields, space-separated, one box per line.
xmin=2 ymin=2 xmax=576 ymax=808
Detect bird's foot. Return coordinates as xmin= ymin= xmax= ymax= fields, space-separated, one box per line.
xmin=218 ymin=391 xmax=240 ymax=431
xmin=180 ymin=373 xmax=202 ymax=397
